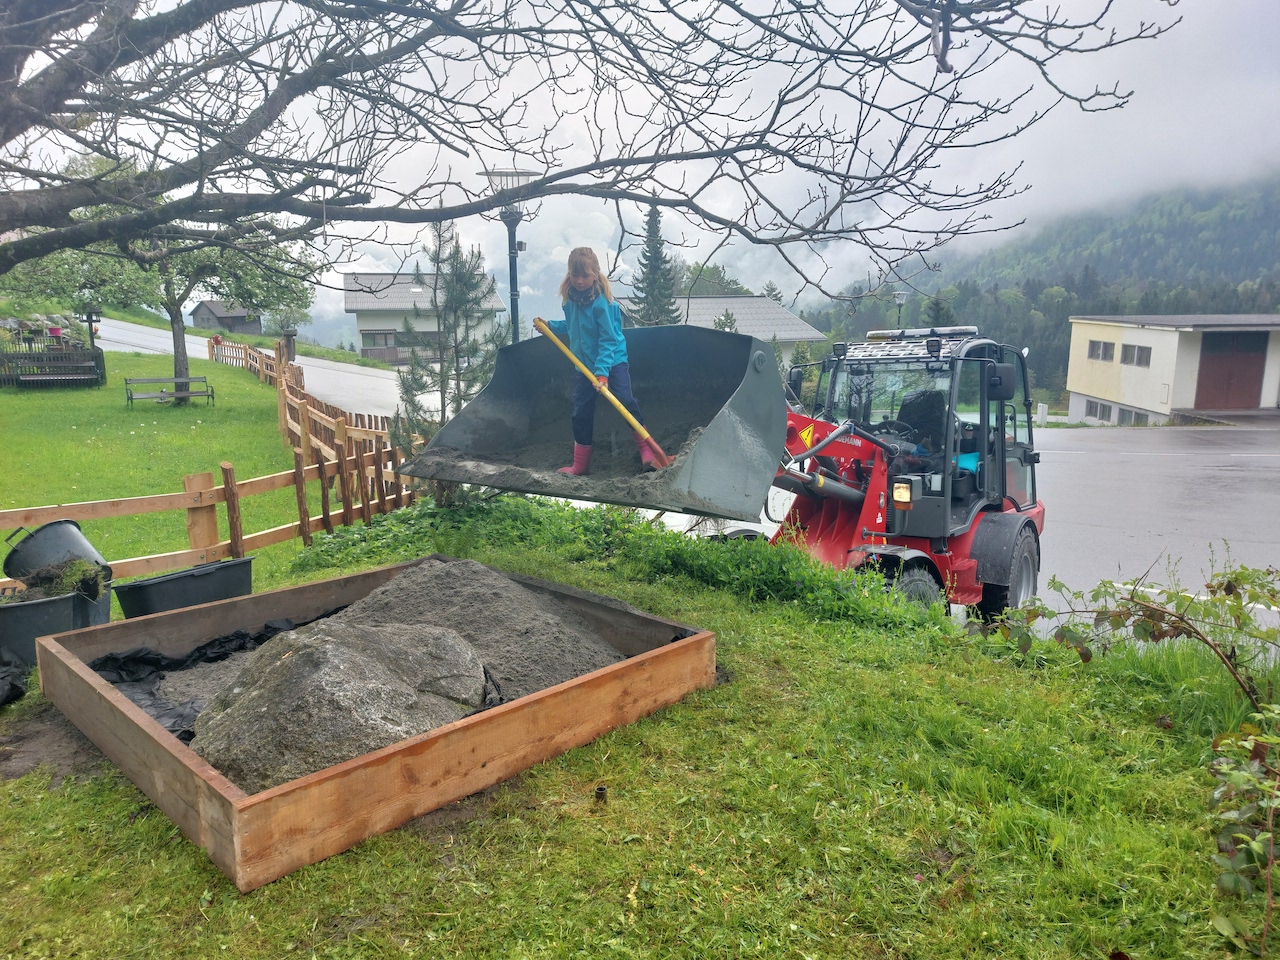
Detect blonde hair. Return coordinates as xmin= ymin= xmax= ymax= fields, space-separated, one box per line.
xmin=559 ymin=247 xmax=614 ymax=303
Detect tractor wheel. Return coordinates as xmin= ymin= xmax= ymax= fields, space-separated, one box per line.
xmin=976 ymin=526 xmax=1039 ymax=622
xmin=891 ymin=565 xmax=944 ymax=608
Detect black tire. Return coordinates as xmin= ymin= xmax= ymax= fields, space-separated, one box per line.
xmin=976 ymin=526 xmax=1039 ymax=622
xmin=892 ymin=565 xmax=944 ymax=608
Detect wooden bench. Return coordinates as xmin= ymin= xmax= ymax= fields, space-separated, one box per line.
xmin=125 ymin=376 xmax=215 ymax=408
xmin=13 ymin=351 xmax=105 ymax=389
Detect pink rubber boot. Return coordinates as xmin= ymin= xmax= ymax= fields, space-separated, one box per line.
xmin=557 ymin=443 xmax=592 ymax=475
xmin=634 ymin=432 xmax=656 ymax=470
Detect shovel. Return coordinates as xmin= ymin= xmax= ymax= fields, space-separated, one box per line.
xmin=532 ymin=318 xmax=673 ymax=468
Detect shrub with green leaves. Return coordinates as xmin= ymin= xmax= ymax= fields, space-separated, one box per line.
xmin=290 ymin=495 xmax=943 ymax=627
xmin=998 ymin=562 xmax=1280 ymax=955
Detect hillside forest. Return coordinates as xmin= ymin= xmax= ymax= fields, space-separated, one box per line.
xmin=797 ymin=173 xmax=1280 ymax=399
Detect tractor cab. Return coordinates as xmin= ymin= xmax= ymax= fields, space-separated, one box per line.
xmin=786 ymin=326 xmax=1040 ymax=540
xmin=780 ymin=326 xmax=1044 ymax=611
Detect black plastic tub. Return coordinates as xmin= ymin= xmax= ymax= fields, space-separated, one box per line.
xmin=0 ymin=586 xmax=111 ymax=667
xmin=114 ymin=558 xmax=253 ymax=619
xmin=4 ymin=519 xmax=110 ymax=580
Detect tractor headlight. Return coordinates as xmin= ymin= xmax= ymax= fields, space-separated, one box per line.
xmin=892 ymin=479 xmax=914 ymax=510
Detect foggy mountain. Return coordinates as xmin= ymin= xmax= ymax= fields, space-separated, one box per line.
xmin=937 ymin=171 xmax=1280 ymax=290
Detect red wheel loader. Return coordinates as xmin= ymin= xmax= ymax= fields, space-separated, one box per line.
xmin=400 ymin=324 xmax=1043 ymax=617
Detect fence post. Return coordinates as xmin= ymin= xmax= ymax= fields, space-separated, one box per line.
xmin=374 ymin=446 xmax=390 ymax=515
xmin=292 ymin=449 xmax=313 ymax=547
xmin=298 ymin=400 xmax=312 ymax=463
xmin=220 ymin=462 xmax=245 ymax=559
xmin=313 ymin=448 xmax=335 ymax=534
xmin=336 ymin=449 xmax=355 ymax=528
xmin=335 ymin=417 xmax=349 ymax=462
xmin=183 ymin=472 xmax=220 ymax=559
xmin=389 ymin=446 xmax=405 ymax=509
xmin=277 ymin=378 xmax=289 ymax=445
xmin=357 ymin=448 xmax=373 ymax=525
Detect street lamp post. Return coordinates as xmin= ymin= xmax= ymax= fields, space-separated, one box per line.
xmin=485 ymin=169 xmax=538 ymax=347
xmin=84 ymin=303 xmax=101 ymax=350
xmin=894 ymin=291 xmax=908 ymax=329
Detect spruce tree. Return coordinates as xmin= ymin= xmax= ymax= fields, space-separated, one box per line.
xmin=630 ymin=205 xmax=682 ymax=326
xmin=390 ymin=221 xmax=504 ymax=457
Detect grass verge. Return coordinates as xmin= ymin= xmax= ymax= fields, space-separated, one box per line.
xmin=0 ymin=375 xmax=1269 ymax=958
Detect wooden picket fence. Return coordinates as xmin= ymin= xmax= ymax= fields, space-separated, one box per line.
xmin=0 ymin=341 xmax=417 ymax=591
xmin=207 ymin=337 xmax=403 ymax=462
xmin=0 ymin=452 xmax=416 ymax=592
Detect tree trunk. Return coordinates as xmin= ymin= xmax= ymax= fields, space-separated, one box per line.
xmin=166 ymin=301 xmax=191 ymax=406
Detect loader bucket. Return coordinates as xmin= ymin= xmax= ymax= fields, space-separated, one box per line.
xmin=398 ymin=326 xmax=787 ymax=521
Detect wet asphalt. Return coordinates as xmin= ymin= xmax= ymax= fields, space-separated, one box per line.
xmin=1034 ymin=413 xmax=1280 ymax=593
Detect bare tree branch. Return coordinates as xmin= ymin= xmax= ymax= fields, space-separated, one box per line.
xmin=0 ymin=0 xmax=1180 ymax=293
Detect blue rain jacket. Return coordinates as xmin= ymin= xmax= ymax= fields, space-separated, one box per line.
xmin=546 ymin=294 xmax=628 ymax=378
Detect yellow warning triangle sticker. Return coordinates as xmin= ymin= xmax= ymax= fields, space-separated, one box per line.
xmin=799 ymin=424 xmax=815 ymax=449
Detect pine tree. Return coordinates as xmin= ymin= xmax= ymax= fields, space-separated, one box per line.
xmin=630 ymin=205 xmax=682 ymax=326
xmin=713 ymin=309 xmax=737 ymax=332
xmin=925 ymin=297 xmax=955 ymax=326
xmin=762 ymin=281 xmax=784 ymax=304
xmin=389 ymin=221 xmax=505 ymax=460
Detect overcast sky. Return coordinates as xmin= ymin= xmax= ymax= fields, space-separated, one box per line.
xmin=309 ymin=1 xmax=1280 ymax=343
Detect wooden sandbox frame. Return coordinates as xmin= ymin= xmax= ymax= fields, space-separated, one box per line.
xmin=37 ymin=558 xmax=716 ymax=892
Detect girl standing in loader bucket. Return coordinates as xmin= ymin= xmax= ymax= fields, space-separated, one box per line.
xmin=546 ymin=247 xmax=655 ymax=475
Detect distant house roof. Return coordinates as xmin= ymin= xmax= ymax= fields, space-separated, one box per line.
xmin=1071 ymin=314 xmax=1280 ymax=330
xmin=195 ymin=300 xmax=254 ymax=320
xmin=342 ymin=272 xmax=507 ymax=313
xmin=616 ymin=295 xmax=825 ymax=342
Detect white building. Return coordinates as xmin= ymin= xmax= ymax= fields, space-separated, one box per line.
xmin=342 ymin=272 xmax=508 ymax=365
xmin=616 ymin=295 xmax=826 ymax=368
xmin=1066 ymin=314 xmax=1280 ymax=424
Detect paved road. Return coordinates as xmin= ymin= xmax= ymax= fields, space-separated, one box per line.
xmin=1035 ymin=416 xmax=1280 ymax=593
xmin=95 ymin=317 xmax=403 ymax=418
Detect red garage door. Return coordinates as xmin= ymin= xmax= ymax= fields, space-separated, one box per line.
xmin=1195 ymin=331 xmax=1269 ymax=409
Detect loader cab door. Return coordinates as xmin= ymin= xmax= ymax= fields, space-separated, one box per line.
xmin=999 ymin=348 xmax=1037 ymax=510
xmin=951 ymin=351 xmax=1038 ymax=527
xmin=950 ymin=356 xmax=1004 ymax=530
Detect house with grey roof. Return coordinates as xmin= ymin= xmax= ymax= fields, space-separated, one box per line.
xmin=616 ymin=295 xmax=826 ymax=368
xmin=1067 ymin=314 xmax=1280 ymax=424
xmin=190 ymin=300 xmax=262 ymax=336
xmin=342 ymin=272 xmax=508 ymax=365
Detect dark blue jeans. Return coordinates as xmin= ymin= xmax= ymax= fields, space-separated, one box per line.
xmin=571 ymin=362 xmax=644 ymax=446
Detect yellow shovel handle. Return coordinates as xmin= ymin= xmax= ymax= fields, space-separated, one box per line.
xmin=531 ymin=317 xmax=655 ymax=443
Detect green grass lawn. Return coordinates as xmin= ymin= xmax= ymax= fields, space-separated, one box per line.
xmin=0 ymin=361 xmax=1269 ymax=958
xmin=0 ymin=350 xmax=308 ymax=605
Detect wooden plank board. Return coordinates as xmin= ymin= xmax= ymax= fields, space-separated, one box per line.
xmin=37 ymin=637 xmax=244 ymax=879
xmin=0 ymin=488 xmax=222 ymax=529
xmin=241 ymin=522 xmax=306 ymax=552
xmin=108 ymin=544 xmax=234 ymax=581
xmin=40 ymin=559 xmax=714 ymax=893
xmin=232 ymin=631 xmax=715 ymax=891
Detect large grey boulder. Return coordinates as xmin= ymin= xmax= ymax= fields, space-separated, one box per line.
xmin=191 ymin=620 xmax=485 ymax=794
xmin=336 ymin=558 xmax=625 ymax=701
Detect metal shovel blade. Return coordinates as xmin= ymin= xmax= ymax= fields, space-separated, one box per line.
xmin=398 ymin=326 xmax=787 ymax=522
